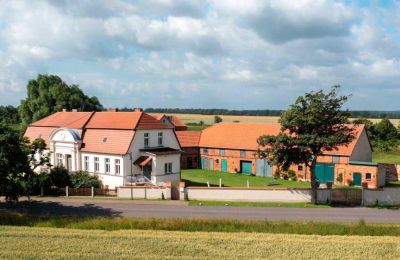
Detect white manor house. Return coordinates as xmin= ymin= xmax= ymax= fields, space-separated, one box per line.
xmin=25 ymin=109 xmax=182 ymax=188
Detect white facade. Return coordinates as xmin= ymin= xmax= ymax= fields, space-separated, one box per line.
xmin=46 ymin=127 xmax=181 ymax=189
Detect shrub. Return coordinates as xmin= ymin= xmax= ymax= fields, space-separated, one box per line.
xmin=346 ymin=179 xmax=353 ymax=186
xmin=273 ymin=169 xmax=280 ymax=179
xmin=336 ymin=173 xmax=343 ymax=183
xmin=70 ymin=171 xmax=102 ymax=188
xmin=282 ymin=173 xmax=289 ymax=180
xmin=288 ymin=170 xmax=297 ymax=181
xmin=49 ymin=166 xmax=71 ymax=187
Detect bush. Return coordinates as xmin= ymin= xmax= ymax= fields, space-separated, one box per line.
xmin=346 ymin=179 xmax=353 ymax=186
xmin=49 ymin=166 xmax=71 ymax=187
xmin=336 ymin=173 xmax=343 ymax=183
xmin=70 ymin=171 xmax=102 ymax=188
xmin=288 ymin=170 xmax=297 ymax=181
xmin=273 ymin=169 xmax=280 ymax=179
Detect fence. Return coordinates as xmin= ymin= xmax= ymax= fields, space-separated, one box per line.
xmin=117 ymin=186 xmax=171 ymax=199
xmin=42 ymin=187 xmax=117 ymax=197
xmin=362 ymin=188 xmax=400 ymax=206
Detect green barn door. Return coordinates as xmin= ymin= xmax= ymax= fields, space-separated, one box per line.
xmin=314 ymin=163 xmax=335 ymax=184
xmin=241 ymin=161 xmax=252 ymax=175
xmin=221 ymin=159 xmax=227 ymax=172
xmin=353 ymin=172 xmax=362 ymax=186
xmin=325 ymin=164 xmax=334 ymax=183
xmin=315 ymin=164 xmax=325 ymax=183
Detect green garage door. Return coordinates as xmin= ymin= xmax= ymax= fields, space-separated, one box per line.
xmin=241 ymin=161 xmax=252 ymax=175
xmin=314 ymin=163 xmax=334 ymax=184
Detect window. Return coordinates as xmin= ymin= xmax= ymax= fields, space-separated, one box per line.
xmin=240 ymin=150 xmax=246 ymax=158
xmin=298 ymin=165 xmax=303 ymax=171
xmin=56 ymin=153 xmax=63 ymax=166
xmin=84 ymin=156 xmax=89 ymax=171
xmin=203 ymin=148 xmax=208 ymax=154
xmin=94 ymin=157 xmax=99 ymax=172
xmin=332 ymin=156 xmax=340 ymax=164
xmin=115 ymin=159 xmax=120 ymax=175
xmin=164 ymin=162 xmax=173 ymax=174
xmin=144 ymin=133 xmax=149 ymax=148
xmin=220 ymin=149 xmax=225 ymax=156
xmin=105 ymin=158 xmax=110 ymax=174
xmin=366 ymin=173 xmax=372 ymax=180
xmin=158 ymin=132 xmax=163 ymax=146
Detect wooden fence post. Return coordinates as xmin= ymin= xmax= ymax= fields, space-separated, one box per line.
xmin=219 ymin=178 xmax=222 ymax=188
xmin=207 ymin=181 xmax=210 ymax=188
xmin=91 ymin=186 xmax=94 ymax=198
xmin=66 ymin=186 xmax=69 ymax=197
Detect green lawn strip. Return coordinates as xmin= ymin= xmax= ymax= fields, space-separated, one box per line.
xmin=1 ymin=212 xmax=400 ymax=236
xmin=182 ymin=169 xmax=310 ymax=188
xmin=372 ymin=150 xmax=400 ymax=164
xmin=188 ymin=200 xmax=329 ymax=208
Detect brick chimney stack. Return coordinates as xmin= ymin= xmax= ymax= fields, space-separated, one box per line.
xmin=134 ymin=107 xmax=143 ymax=112
xmin=72 ymin=109 xmax=78 ymax=112
xmin=62 ymin=108 xmax=67 ymax=112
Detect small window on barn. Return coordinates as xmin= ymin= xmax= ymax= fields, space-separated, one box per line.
xmin=102 ymin=137 xmax=107 ymax=143
xmin=332 ymin=156 xmax=340 ymax=164
xmin=144 ymin=133 xmax=149 ymax=148
xmin=366 ymin=173 xmax=372 ymax=180
xmin=298 ymin=165 xmax=303 ymax=171
xmin=220 ymin=149 xmax=225 ymax=156
xmin=240 ymin=150 xmax=246 ymax=158
xmin=203 ymin=148 xmax=208 ymax=154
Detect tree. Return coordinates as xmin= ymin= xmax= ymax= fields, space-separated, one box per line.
xmin=49 ymin=166 xmax=71 ymax=188
xmin=70 ymin=171 xmax=101 ymax=188
xmin=214 ymin=115 xmax=223 ymax=123
xmin=257 ymin=86 xmax=355 ymax=203
xmin=26 ymin=138 xmax=52 ymax=171
xmin=0 ymin=123 xmax=31 ymax=202
xmin=372 ymin=118 xmax=399 ymax=151
xmin=19 ymin=74 xmax=103 ymax=126
xmin=0 ymin=105 xmax=20 ymax=125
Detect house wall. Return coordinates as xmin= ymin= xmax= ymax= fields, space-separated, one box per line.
xmin=200 ymin=148 xmax=258 ymax=173
xmin=350 ymin=129 xmax=372 ymax=162
xmin=118 ymin=186 xmax=171 ymax=199
xmin=80 ymin=152 xmax=125 ymax=189
xmin=50 ymin=128 xmax=82 ymax=172
xmin=181 ymin=147 xmax=200 ymax=169
xmin=333 ymin=163 xmax=380 ymax=188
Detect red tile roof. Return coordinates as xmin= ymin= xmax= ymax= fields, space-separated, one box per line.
xmin=135 ymin=113 xmax=172 ymax=130
xmin=24 ymin=126 xmax=57 ymax=146
xmin=30 ymin=112 xmax=93 ymax=128
xmin=81 ymin=129 xmax=135 ymax=155
xmin=152 ymin=114 xmax=187 ymax=129
xmin=176 ymin=131 xmax=202 ymax=147
xmin=198 ymin=122 xmax=365 ymax=156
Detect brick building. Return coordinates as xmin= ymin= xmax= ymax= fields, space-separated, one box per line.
xmin=177 ymin=122 xmax=386 ymax=188
xmin=176 ymin=131 xmax=201 ymax=169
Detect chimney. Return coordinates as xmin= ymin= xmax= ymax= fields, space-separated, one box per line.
xmin=134 ymin=107 xmax=143 ymax=112
xmin=62 ymin=108 xmax=67 ymax=112
xmin=107 ymin=108 xmax=118 ymax=112
xmin=72 ymin=109 xmax=78 ymax=112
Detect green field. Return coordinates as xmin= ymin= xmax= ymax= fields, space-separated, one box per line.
xmin=373 ymin=150 xmax=400 ymax=164
xmin=182 ymin=169 xmax=310 ymax=188
xmin=1 ymin=226 xmax=399 ymax=259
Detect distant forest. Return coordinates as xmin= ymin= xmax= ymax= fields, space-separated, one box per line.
xmin=143 ymin=108 xmax=400 ymax=119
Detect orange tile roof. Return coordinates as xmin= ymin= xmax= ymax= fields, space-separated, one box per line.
xmin=176 ymin=131 xmax=202 ymax=147
xmin=85 ymin=112 xmax=170 ymax=130
xmin=30 ymin=112 xmax=93 ymax=128
xmin=81 ymin=129 xmax=135 ymax=155
xmin=198 ymin=122 xmax=365 ymax=156
xmin=24 ymin=126 xmax=56 ymax=146
xmin=152 ymin=114 xmax=187 ymax=128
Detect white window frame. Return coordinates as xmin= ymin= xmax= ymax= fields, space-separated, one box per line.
xmin=115 ymin=159 xmax=120 ymax=175
xmin=56 ymin=153 xmax=63 ymax=166
xmin=158 ymin=132 xmax=163 ymax=146
xmin=84 ymin=156 xmax=89 ymax=171
xmin=94 ymin=157 xmax=99 ymax=172
xmin=105 ymin=158 xmax=110 ymax=174
xmin=164 ymin=162 xmax=173 ymax=174
xmin=144 ymin=133 xmax=149 ymax=148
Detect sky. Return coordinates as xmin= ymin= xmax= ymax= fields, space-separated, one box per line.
xmin=0 ymin=0 xmax=399 ymax=110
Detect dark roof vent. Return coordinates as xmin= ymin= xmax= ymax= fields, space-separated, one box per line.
xmin=102 ymin=137 xmax=107 ymax=143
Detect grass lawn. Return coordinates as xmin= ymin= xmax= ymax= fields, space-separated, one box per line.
xmin=187 ymin=124 xmax=211 ymax=131
xmin=182 ymin=169 xmax=310 ymax=188
xmin=373 ymin=150 xmax=400 ymax=164
xmin=188 ymin=200 xmax=329 ymax=208
xmin=1 ymin=225 xmax=400 ymax=259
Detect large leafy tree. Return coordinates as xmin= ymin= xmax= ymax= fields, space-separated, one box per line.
xmin=257 ymin=86 xmax=355 ymax=203
xmin=19 ymin=74 xmax=103 ymax=126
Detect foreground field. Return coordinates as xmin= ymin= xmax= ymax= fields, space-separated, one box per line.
xmin=182 ymin=169 xmax=310 ymax=188
xmin=1 ymin=226 xmax=399 ymax=259
xmin=373 ymin=150 xmax=400 ymax=164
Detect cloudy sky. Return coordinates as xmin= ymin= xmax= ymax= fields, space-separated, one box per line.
xmin=0 ymin=0 xmax=399 ymax=110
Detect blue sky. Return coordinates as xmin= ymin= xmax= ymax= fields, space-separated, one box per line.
xmin=0 ymin=0 xmax=399 ymax=110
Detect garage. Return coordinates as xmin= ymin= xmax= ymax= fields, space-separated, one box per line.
xmin=314 ymin=163 xmax=334 ymax=184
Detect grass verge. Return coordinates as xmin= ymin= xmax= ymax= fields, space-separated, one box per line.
xmin=188 ymin=200 xmax=330 ymax=208
xmin=1 ymin=212 xmax=400 ymax=236
xmin=2 ymin=226 xmax=399 ymax=259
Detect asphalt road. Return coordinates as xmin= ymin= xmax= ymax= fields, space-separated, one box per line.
xmin=1 ymin=197 xmax=400 ymax=223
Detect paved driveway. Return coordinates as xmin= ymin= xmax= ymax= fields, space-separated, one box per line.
xmin=1 ymin=197 xmax=399 ymax=223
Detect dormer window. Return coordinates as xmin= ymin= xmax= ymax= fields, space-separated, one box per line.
xmin=144 ymin=133 xmax=149 ymax=148
xmin=158 ymin=132 xmax=163 ymax=146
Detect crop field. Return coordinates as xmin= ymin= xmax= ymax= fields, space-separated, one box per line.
xmin=1 ymin=226 xmax=399 ymax=259
xmin=150 ymin=113 xmax=400 ymax=126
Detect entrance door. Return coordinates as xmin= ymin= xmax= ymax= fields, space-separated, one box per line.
xmin=221 ymin=159 xmax=227 ymax=172
xmin=143 ymin=165 xmax=151 ymax=180
xmin=314 ymin=163 xmax=334 ymax=183
xmin=241 ymin=161 xmax=252 ymax=175
xmin=209 ymin=159 xmax=214 ymax=170
xmin=65 ymin=154 xmax=72 ymax=171
xmin=353 ymin=172 xmax=362 ymax=186
xmin=202 ymin=158 xmax=208 ymax=170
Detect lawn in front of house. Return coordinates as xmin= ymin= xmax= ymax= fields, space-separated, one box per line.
xmin=181 ymin=169 xmax=310 ymax=188
xmin=372 ymin=150 xmax=400 ymax=164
